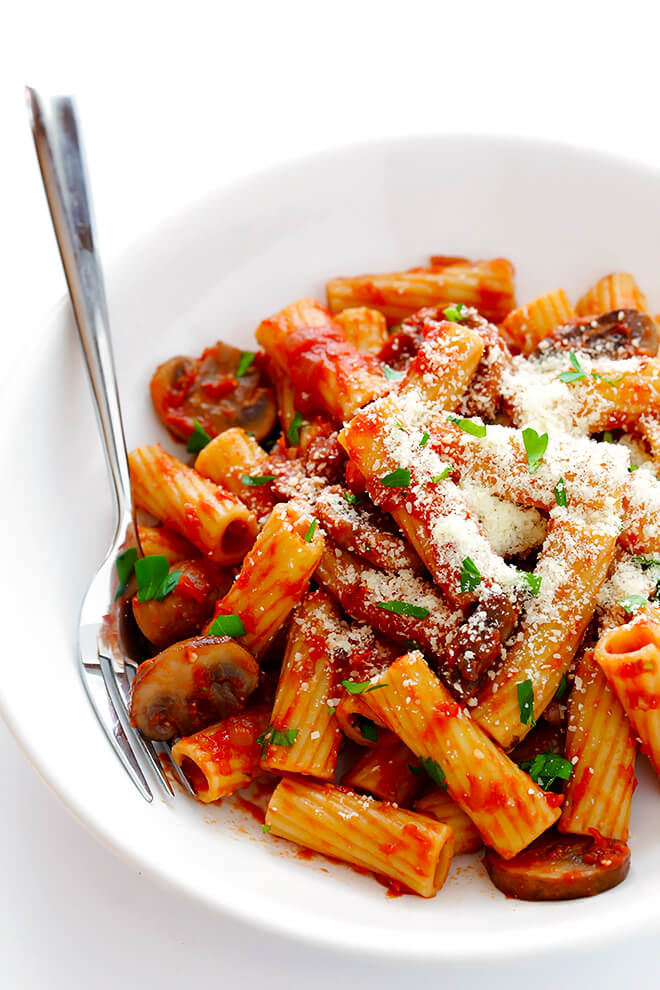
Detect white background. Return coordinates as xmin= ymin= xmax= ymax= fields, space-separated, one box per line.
xmin=3 ymin=1 xmax=660 ymax=985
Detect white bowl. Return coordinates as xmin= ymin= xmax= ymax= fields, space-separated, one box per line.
xmin=4 ymin=135 xmax=660 ymax=961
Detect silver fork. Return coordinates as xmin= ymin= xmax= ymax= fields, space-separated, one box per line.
xmin=26 ymin=87 xmax=194 ymax=802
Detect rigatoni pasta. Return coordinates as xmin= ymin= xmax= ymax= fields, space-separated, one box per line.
xmin=114 ymin=252 xmax=660 ymax=902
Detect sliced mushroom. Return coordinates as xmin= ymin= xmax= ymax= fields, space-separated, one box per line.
xmin=130 ymin=634 xmax=259 ymax=740
xmin=150 ymin=342 xmax=277 ymax=444
xmin=446 ymin=593 xmax=521 ymax=683
xmin=131 ymin=559 xmax=234 ymax=650
xmin=484 ymin=830 xmax=630 ymax=900
xmin=538 ymin=309 xmax=658 ymax=359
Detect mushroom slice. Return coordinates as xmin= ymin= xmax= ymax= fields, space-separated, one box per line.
xmin=540 ymin=308 xmax=658 ymax=359
xmin=150 ymin=342 xmax=277 ymax=443
xmin=131 ymin=559 xmax=234 ymax=650
xmin=484 ymin=829 xmax=630 ymax=901
xmin=130 ymin=635 xmax=259 ymax=740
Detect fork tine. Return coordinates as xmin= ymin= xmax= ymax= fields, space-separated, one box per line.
xmin=98 ymin=653 xmax=174 ymax=799
xmin=79 ymin=660 xmax=153 ymax=802
xmin=159 ymin=743 xmax=197 ymax=798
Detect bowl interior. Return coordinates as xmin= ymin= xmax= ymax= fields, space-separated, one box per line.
xmin=4 ymin=135 xmax=660 ymax=960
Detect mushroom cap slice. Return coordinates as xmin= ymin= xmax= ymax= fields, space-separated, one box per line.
xmin=540 ymin=308 xmax=658 ymax=359
xmin=484 ymin=829 xmax=630 ymax=901
xmin=130 ymin=634 xmax=259 ymax=740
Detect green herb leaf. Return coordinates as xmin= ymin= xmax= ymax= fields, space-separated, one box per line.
xmin=394 ymin=420 xmax=406 ymax=432
xmin=187 ymin=419 xmax=212 ymax=454
xmin=554 ymin=674 xmax=568 ymax=701
xmin=208 ymin=613 xmax=246 ymax=637
xmin=403 ymin=639 xmax=422 ymax=651
xmin=286 ymin=411 xmax=304 ymax=445
xmin=380 ymin=468 xmax=411 ymax=488
xmin=629 ymin=464 xmax=639 ymax=473
xmin=431 ymin=466 xmax=451 ymax=483
xmin=383 ymin=364 xmax=405 ymax=381
xmin=554 ymin=477 xmax=567 ymax=507
xmin=303 ymin=519 xmax=317 ymax=542
xmin=618 ymin=595 xmax=648 ymax=614
xmin=419 ymin=756 xmax=447 ymax=788
xmin=236 ymin=351 xmax=256 ymax=377
xmin=603 ymin=431 xmax=614 ymax=443
xmin=256 ymin=725 xmax=299 ymax=757
xmin=447 ymin=415 xmax=487 ymax=438
xmin=114 ymin=547 xmax=138 ymax=601
xmin=419 ymin=432 xmax=430 ymax=448
xmin=262 ymin=823 xmax=271 ymax=834
xmin=377 ymin=600 xmax=430 ymax=619
xmin=443 ymin=304 xmax=466 ymax=322
xmin=327 ymin=705 xmax=336 ymax=715
xmin=519 ymin=571 xmax=542 ymax=596
xmin=517 ymin=678 xmax=536 ymax=728
xmin=592 ymin=372 xmax=625 ymax=387
xmin=342 ymin=491 xmax=362 ymax=506
xmin=241 ymin=474 xmax=275 ymax=487
xmin=521 ymin=750 xmax=573 ymax=791
xmin=522 ymin=427 xmax=548 ymax=474
xmin=357 ymin=717 xmax=379 ymax=743
xmin=558 ymin=351 xmax=587 ymax=383
xmin=459 ymin=556 xmax=481 ymax=593
xmin=631 ymin=556 xmax=660 ymax=570
xmin=341 ymin=680 xmax=387 ymax=695
xmin=135 ymin=555 xmax=183 ymax=602
xmin=408 ymin=764 xmax=422 ymax=776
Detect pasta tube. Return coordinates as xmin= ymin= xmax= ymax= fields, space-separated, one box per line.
xmin=362 ymin=652 xmax=560 ymax=858
xmin=265 ymin=778 xmax=454 ymax=897
xmin=335 ymin=306 xmax=388 ymax=355
xmin=414 ymin=788 xmax=483 ymax=855
xmin=500 ymin=288 xmax=576 ymax=355
xmin=576 ymin=272 xmax=650 ymax=317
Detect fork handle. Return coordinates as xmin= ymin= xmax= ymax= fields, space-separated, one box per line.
xmin=26 ymin=88 xmax=133 ymax=533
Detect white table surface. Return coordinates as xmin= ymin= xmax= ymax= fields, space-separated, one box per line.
xmin=4 ymin=2 xmax=660 ymax=985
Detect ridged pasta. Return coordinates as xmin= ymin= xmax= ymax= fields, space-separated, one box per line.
xmin=343 ymin=733 xmax=422 ymax=806
xmin=326 ymin=259 xmax=516 ymax=326
xmin=414 ymin=787 xmax=483 ymax=855
xmin=398 ymin=319 xmax=484 ymax=415
xmin=500 ymin=288 xmax=576 ymax=355
xmin=595 ymin=615 xmax=660 ymax=779
xmin=171 ymin=706 xmax=270 ymax=803
xmin=362 ymin=652 xmax=560 ymax=858
xmin=265 ymin=777 xmax=454 ymax=897
xmin=256 ymin=297 xmax=389 ymax=420
xmin=576 ymin=272 xmax=650 ymax=317
xmin=128 ymin=444 xmax=258 ymax=565
xmin=260 ymin=591 xmax=345 ymax=779
xmin=206 ymin=500 xmax=324 ymax=657
xmin=559 ymin=650 xmax=636 ymax=841
xmin=335 ymin=306 xmax=388 ymax=355
xmin=194 ymin=427 xmax=276 ymax=521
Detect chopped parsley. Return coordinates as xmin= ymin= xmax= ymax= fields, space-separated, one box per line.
xmin=341 ymin=680 xmax=387 ymax=695
xmin=257 ymin=725 xmax=299 ymax=758
xmin=377 ymin=600 xmax=429 ymax=619
xmin=418 ymin=756 xmax=447 ymax=788
xmin=631 ymin=556 xmax=660 ymax=570
xmin=114 ymin=546 xmax=138 ymax=601
xmin=286 ymin=411 xmax=303 ymax=445
xmin=342 ymin=491 xmax=362 ymax=506
xmin=208 ymin=613 xmax=246 ymax=637
xmin=519 ymin=570 xmax=542 ymax=596
xmin=419 ymin=431 xmax=430 ymax=448
xmin=459 ymin=556 xmax=481 ymax=593
xmin=522 ymin=427 xmax=548 ymax=474
xmin=554 ymin=477 xmax=567 ymax=507
xmin=603 ymin=431 xmax=614 ymax=443
xmin=262 ymin=823 xmax=271 ymax=834
xmin=135 ymin=555 xmax=183 ymax=602
xmin=380 ymin=467 xmax=411 ymax=487
xmin=236 ymin=351 xmax=256 ymax=377
xmin=408 ymin=764 xmax=422 ymax=776
xmin=187 ymin=419 xmax=212 ymax=454
xmin=447 ymin=415 xmax=487 ymax=438
xmin=517 ymin=678 xmax=536 ymax=728
xmin=357 ymin=716 xmax=379 ymax=743
xmin=618 ymin=595 xmax=647 ymax=614
xmin=443 ymin=303 xmax=466 ymax=322
xmin=554 ymin=674 xmax=568 ymax=701
xmin=241 ymin=474 xmax=275 ymax=486
xmin=592 ymin=371 xmax=625 ymax=386
xmin=519 ymin=751 xmax=573 ymax=791
xmin=629 ymin=464 xmax=639 ymax=473
xmin=558 ymin=351 xmax=587 ymax=384
xmin=303 ymin=519 xmax=317 ymax=542
xmin=431 ymin=466 xmax=451 ymax=482
xmin=383 ymin=364 xmax=405 ymax=381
